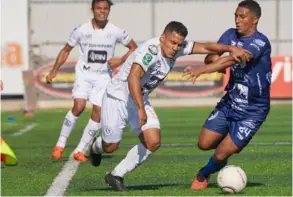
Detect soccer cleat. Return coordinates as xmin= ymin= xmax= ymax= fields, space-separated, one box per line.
xmin=89 ymin=137 xmax=102 ymax=167
xmin=190 ymin=172 xmax=209 ymax=190
xmin=73 ymin=152 xmax=88 ymax=162
xmin=104 ymin=173 xmax=127 ymax=192
xmin=52 ymin=146 xmax=64 ymax=160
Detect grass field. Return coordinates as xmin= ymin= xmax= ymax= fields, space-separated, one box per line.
xmin=1 ymin=105 xmax=292 ymax=196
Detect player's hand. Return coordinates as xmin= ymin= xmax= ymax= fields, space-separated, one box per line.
xmin=231 ymin=46 xmax=252 ymax=63
xmin=0 ymin=80 xmax=3 ymax=91
xmin=182 ymin=66 xmax=202 ymax=83
xmin=108 ymin=58 xmax=123 ymax=69
xmin=138 ymin=107 xmax=147 ymax=128
xmin=46 ymin=71 xmax=57 ymax=84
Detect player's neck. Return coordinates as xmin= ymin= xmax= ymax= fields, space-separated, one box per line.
xmin=92 ymin=18 xmax=108 ymax=30
xmin=239 ymin=28 xmax=257 ymax=38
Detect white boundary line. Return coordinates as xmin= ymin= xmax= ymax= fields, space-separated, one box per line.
xmin=12 ymin=123 xmax=38 ymax=136
xmin=45 ymin=152 xmax=80 ymax=196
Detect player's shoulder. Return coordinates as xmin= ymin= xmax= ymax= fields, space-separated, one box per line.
xmin=72 ymin=21 xmax=91 ymax=32
xmin=106 ymin=21 xmax=126 ymax=33
xmin=140 ymin=37 xmax=160 ymax=57
xmin=253 ymin=31 xmax=271 ymax=46
xmin=222 ymin=28 xmax=237 ymax=35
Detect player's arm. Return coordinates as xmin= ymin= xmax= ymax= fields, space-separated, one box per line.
xmin=121 ymin=40 xmax=137 ymax=63
xmin=46 ymin=44 xmax=73 ymax=83
xmin=191 ymin=42 xmax=252 ymax=63
xmin=128 ymin=63 xmax=146 ymax=127
xmin=183 ymin=56 xmax=236 ymax=83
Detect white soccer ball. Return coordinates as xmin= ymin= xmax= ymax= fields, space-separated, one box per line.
xmin=217 ymin=165 xmax=247 ymax=194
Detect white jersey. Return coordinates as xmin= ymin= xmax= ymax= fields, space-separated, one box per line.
xmin=106 ymin=37 xmax=194 ymax=102
xmin=67 ymin=21 xmax=131 ymax=80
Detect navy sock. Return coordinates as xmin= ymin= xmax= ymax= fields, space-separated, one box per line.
xmin=200 ymin=156 xmax=227 ymax=178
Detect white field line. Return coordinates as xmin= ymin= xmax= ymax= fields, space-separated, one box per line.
xmin=45 ymin=152 xmax=80 ymax=196
xmin=12 ymin=123 xmax=38 ymax=136
xmin=45 ymin=141 xmax=291 ymax=196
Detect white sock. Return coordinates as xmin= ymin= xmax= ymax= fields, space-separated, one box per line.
xmin=56 ymin=110 xmax=78 ymax=148
xmin=111 ymin=143 xmax=152 ymax=177
xmin=92 ymin=136 xmax=104 ymax=154
xmin=74 ymin=119 xmax=101 ymax=153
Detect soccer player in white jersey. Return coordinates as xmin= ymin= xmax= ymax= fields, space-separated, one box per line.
xmin=89 ymin=21 xmax=251 ymax=191
xmin=46 ymin=0 xmax=137 ymax=162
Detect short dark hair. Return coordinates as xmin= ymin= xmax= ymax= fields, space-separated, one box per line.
xmin=238 ymin=0 xmax=261 ymax=18
xmin=163 ymin=21 xmax=188 ymax=38
xmin=92 ymin=0 xmax=113 ymax=9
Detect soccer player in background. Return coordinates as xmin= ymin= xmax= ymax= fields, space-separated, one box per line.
xmin=183 ymin=0 xmax=272 ymax=190
xmin=46 ymin=0 xmax=137 ymax=162
xmin=89 ymin=21 xmax=252 ymax=191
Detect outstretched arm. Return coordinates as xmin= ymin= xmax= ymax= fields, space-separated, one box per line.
xmin=183 ymin=56 xmax=236 ymax=83
xmin=191 ymin=42 xmax=252 ymax=63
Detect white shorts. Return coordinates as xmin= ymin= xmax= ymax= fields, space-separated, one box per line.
xmin=101 ymin=93 xmax=160 ymax=143
xmin=72 ymin=78 xmax=109 ymax=106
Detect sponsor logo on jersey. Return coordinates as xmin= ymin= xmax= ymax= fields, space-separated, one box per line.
xmin=142 ymin=53 xmax=153 ymax=66
xmin=148 ymin=45 xmax=158 ymax=55
xmin=253 ymin=39 xmax=265 ymax=47
xmin=88 ymin=50 xmax=107 ymax=63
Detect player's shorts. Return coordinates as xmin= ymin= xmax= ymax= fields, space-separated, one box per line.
xmin=101 ymin=93 xmax=160 ymax=143
xmin=203 ymin=105 xmax=267 ymax=149
xmin=72 ymin=77 xmax=110 ymax=106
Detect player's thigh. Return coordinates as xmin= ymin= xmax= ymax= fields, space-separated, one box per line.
xmin=129 ymin=100 xmax=160 ymax=136
xmin=199 ymin=108 xmax=228 ymax=149
xmin=101 ymin=94 xmax=127 ymax=144
xmin=229 ymin=118 xmax=265 ymax=151
xmin=89 ymin=79 xmax=109 ymax=107
xmin=72 ymin=78 xmax=91 ymax=100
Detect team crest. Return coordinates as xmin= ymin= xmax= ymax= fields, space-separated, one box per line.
xmin=148 ymin=45 xmax=158 ymax=55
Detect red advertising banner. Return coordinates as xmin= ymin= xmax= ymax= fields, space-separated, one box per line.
xmin=270 ymin=56 xmax=292 ymax=98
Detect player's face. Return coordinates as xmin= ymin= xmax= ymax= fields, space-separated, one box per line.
xmin=92 ymin=1 xmax=110 ymax=22
xmin=234 ymin=7 xmax=259 ymax=36
xmin=160 ymin=31 xmax=185 ymax=59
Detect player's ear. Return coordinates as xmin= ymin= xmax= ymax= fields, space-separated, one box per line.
xmin=252 ymin=16 xmax=259 ymax=25
xmin=160 ymin=34 xmax=165 ymax=43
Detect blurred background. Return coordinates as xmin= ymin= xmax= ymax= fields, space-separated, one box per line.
xmin=1 ymin=0 xmax=292 ymax=111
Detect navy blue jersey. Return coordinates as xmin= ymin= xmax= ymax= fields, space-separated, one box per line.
xmin=217 ymin=28 xmax=272 ymax=119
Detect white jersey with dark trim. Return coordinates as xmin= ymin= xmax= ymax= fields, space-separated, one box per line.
xmin=106 ymin=37 xmax=194 ymax=102
xmin=67 ymin=21 xmax=131 ymax=80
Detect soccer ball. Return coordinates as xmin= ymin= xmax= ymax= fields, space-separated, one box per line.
xmin=217 ymin=165 xmax=247 ymax=194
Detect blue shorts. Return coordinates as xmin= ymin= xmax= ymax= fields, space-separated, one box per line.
xmin=203 ymin=106 xmax=266 ymax=149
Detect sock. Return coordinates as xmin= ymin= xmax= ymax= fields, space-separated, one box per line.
xmin=111 ymin=143 xmax=152 ymax=178
xmin=92 ymin=136 xmax=104 ymax=154
xmin=74 ymin=119 xmax=101 ymax=153
xmin=56 ymin=110 xmax=78 ymax=148
xmin=199 ymin=156 xmax=227 ymax=179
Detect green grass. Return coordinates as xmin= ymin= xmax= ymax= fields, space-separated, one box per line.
xmin=1 ymin=105 xmax=292 ymax=196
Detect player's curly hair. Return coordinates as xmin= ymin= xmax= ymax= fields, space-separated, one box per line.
xmin=91 ymin=0 xmax=113 ymax=9
xmin=163 ymin=21 xmax=188 ymax=38
xmin=238 ymin=0 xmax=261 ymax=18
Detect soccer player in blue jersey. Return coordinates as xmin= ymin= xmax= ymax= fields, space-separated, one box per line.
xmin=183 ymin=0 xmax=272 ymax=190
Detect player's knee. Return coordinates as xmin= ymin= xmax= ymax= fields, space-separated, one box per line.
xmin=103 ymin=143 xmax=119 ymax=153
xmin=91 ymin=107 xmax=101 ymax=122
xmin=72 ymin=104 xmax=85 ymax=116
xmin=145 ymin=139 xmax=161 ymax=152
xmin=197 ymin=141 xmax=212 ymax=151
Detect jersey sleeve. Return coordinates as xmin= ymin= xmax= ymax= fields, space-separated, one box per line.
xmin=117 ymin=28 xmax=131 ymax=46
xmin=175 ymin=40 xmax=195 ymax=58
xmin=67 ymin=26 xmax=81 ymax=47
xmin=217 ymin=28 xmax=233 ymax=45
xmin=133 ymin=45 xmax=157 ymax=72
xmin=245 ymin=38 xmax=270 ymax=59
